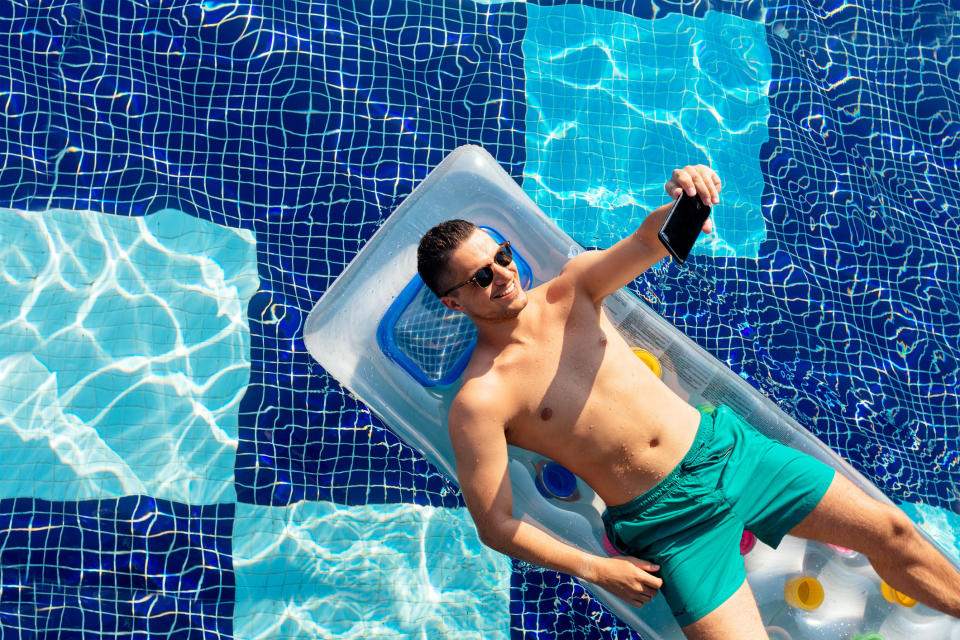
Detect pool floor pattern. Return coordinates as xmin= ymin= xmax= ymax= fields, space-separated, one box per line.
xmin=0 ymin=0 xmax=957 ymax=638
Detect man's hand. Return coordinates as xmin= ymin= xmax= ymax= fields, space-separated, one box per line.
xmin=590 ymin=555 xmax=664 ymax=608
xmin=665 ymin=164 xmax=721 ymax=235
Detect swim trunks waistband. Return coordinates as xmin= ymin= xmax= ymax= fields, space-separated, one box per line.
xmin=604 ymin=408 xmax=716 ymax=520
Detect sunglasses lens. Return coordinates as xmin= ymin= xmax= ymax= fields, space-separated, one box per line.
xmin=495 ymin=243 xmax=513 ymax=266
xmin=474 ymin=266 xmax=495 ymax=288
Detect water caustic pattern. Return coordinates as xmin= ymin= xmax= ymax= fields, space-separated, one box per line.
xmin=523 ymin=5 xmax=771 ymax=258
xmin=0 ymin=0 xmax=958 ymax=638
xmin=232 ymin=501 xmax=510 ymax=640
xmin=522 ymin=3 xmax=960 ymax=633
xmin=1 ymin=1 xmax=520 ymax=637
xmin=0 ymin=207 xmax=257 ymax=505
xmin=0 ymin=207 xmax=254 ymax=636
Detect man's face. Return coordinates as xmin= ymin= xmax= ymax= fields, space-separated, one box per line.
xmin=440 ymin=229 xmax=527 ymax=320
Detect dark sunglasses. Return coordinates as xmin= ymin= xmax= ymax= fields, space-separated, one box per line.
xmin=441 ymin=241 xmax=513 ymax=297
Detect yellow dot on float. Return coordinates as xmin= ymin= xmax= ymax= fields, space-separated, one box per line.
xmin=631 ymin=347 xmax=662 ymax=378
xmin=784 ymin=576 xmax=824 ymax=610
xmin=881 ymin=581 xmax=917 ymax=607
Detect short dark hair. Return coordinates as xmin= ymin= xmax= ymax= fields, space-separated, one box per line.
xmin=417 ymin=219 xmax=478 ymax=297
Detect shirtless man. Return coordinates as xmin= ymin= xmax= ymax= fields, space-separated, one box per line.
xmin=415 ymin=165 xmax=960 ymax=639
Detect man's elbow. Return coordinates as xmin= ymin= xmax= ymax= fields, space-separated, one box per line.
xmin=476 ymin=528 xmax=501 ymax=553
xmin=475 ymin=515 xmax=515 ymax=553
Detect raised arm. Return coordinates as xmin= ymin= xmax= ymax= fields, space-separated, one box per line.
xmin=448 ymin=389 xmax=663 ymax=608
xmin=559 ymin=165 xmax=721 ymax=303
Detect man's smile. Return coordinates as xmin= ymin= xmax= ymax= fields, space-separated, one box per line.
xmin=493 ymin=279 xmax=516 ymax=299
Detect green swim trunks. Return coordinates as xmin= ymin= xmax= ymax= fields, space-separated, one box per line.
xmin=601 ymin=405 xmax=836 ymax=627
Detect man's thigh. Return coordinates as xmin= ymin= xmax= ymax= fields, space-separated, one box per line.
xmin=681 ymin=579 xmax=768 ymax=640
xmin=787 ymin=471 xmax=898 ymax=553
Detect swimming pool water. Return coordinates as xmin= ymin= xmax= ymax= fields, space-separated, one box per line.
xmin=0 ymin=0 xmax=957 ymax=638
xmin=0 ymin=207 xmax=255 ymax=505
xmin=524 ymin=6 xmax=771 ymax=258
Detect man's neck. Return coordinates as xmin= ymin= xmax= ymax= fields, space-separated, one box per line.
xmin=470 ymin=302 xmax=532 ymax=352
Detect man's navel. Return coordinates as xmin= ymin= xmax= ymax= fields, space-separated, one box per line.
xmin=540 ymin=407 xmax=553 ymax=421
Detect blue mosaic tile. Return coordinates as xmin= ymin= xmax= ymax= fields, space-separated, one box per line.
xmin=0 ymin=497 xmax=233 ymax=638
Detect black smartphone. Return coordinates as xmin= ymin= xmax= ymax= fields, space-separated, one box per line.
xmin=658 ymin=192 xmax=711 ymax=264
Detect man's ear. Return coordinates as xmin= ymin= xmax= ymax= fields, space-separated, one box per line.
xmin=440 ymin=295 xmax=463 ymax=313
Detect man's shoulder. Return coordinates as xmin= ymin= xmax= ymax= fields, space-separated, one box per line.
xmin=449 ymin=359 xmax=513 ymax=422
xmin=448 ymin=385 xmax=506 ymax=440
xmin=453 ymin=366 xmax=502 ymax=409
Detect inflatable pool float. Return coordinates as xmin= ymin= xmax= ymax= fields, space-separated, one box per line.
xmin=304 ymin=145 xmax=960 ymax=639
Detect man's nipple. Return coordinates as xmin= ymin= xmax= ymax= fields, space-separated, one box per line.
xmin=540 ymin=407 xmax=553 ymax=421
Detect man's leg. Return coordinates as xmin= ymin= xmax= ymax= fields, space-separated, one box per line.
xmin=680 ymin=580 xmax=767 ymax=640
xmin=789 ymin=472 xmax=960 ymax=618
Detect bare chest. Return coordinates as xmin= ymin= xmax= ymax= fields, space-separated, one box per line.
xmin=500 ymin=317 xmax=619 ymax=441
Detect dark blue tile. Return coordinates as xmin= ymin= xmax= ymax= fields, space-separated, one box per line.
xmin=0 ymin=498 xmax=233 ymax=638
xmin=511 ymin=560 xmax=644 ymax=639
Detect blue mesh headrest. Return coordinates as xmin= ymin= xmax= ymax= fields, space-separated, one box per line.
xmin=376 ymin=227 xmax=533 ymax=387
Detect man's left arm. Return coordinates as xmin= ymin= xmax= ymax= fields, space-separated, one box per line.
xmin=560 ymin=164 xmax=721 ymax=303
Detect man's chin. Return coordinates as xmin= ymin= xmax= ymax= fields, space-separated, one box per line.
xmin=478 ymin=294 xmax=527 ymax=322
xmin=501 ymin=292 xmax=528 ymax=315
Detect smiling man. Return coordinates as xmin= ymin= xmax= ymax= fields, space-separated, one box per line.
xmin=415 ymin=165 xmax=960 ymax=639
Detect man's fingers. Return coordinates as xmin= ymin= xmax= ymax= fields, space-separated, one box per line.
xmin=630 ymin=583 xmax=659 ymax=608
xmin=691 ymin=174 xmax=713 ymax=203
xmin=625 ymin=557 xmax=658 ymax=570
xmin=667 ymin=166 xmax=721 ymax=204
xmin=691 ymin=166 xmax=720 ymax=204
xmin=596 ymin=555 xmax=664 ymax=610
xmin=670 ymin=168 xmax=695 ymax=196
xmin=635 ymin=559 xmax=660 ymax=572
xmin=631 ymin=569 xmax=663 ymax=591
xmin=692 ymin=163 xmax=722 ymax=195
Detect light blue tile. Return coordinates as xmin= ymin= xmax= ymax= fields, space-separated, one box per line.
xmin=233 ymin=501 xmax=511 ymax=639
xmin=0 ymin=207 xmax=259 ymax=504
xmin=898 ymin=501 xmax=960 ymax=566
xmin=524 ymin=6 xmax=772 ymax=258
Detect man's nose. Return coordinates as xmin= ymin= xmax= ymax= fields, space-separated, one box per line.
xmin=491 ymin=262 xmax=513 ymax=281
